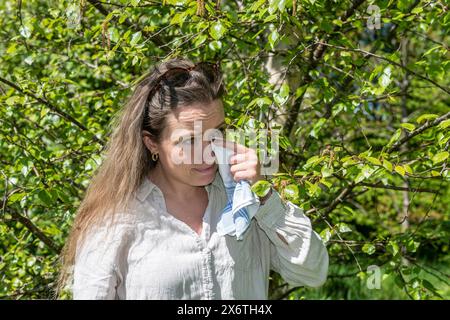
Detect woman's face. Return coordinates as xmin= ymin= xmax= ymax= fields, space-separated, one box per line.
xmin=144 ymin=99 xmax=226 ymax=187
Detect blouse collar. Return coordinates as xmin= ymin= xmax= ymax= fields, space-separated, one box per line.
xmin=135 ymin=169 xmax=223 ymax=203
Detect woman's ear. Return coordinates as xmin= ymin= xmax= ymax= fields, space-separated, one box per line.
xmin=142 ymin=131 xmax=158 ymax=154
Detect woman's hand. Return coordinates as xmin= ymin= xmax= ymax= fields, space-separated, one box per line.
xmin=213 ymin=138 xmax=273 ymax=204
xmin=227 ymin=142 xmax=264 ymax=185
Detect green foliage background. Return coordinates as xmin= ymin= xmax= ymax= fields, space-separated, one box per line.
xmin=0 ymin=0 xmax=449 ymax=299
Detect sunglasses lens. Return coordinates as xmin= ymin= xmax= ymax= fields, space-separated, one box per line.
xmin=195 ymin=62 xmax=218 ymax=83
xmin=163 ymin=68 xmax=191 ymax=87
xmin=145 ymin=62 xmax=220 ymax=112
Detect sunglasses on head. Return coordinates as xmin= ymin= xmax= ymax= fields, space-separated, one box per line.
xmin=142 ymin=61 xmax=221 ymax=131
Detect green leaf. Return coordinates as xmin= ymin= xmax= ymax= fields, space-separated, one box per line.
xmin=279 ymin=138 xmax=293 ymax=153
xmin=395 ymin=165 xmax=405 ymax=176
xmin=263 ymin=14 xmax=277 ymax=23
xmin=319 ymin=178 xmax=332 ymax=189
xmin=250 ymin=0 xmax=265 ymax=12
xmin=362 ymin=243 xmax=376 ymax=255
xmin=400 ymin=123 xmax=416 ymax=132
xmin=354 ymin=172 xmax=364 ymax=184
xmin=284 ymin=184 xmax=299 ymax=201
xmin=342 ymin=156 xmax=359 ymax=167
xmin=397 ymin=0 xmax=410 ymax=11
xmin=378 ymin=66 xmax=392 ymax=89
xmin=320 ymin=228 xmax=332 ymax=243
xmin=277 ymin=0 xmax=286 ymax=12
xmin=170 ymin=12 xmax=186 ymax=26
xmin=332 ymin=19 xmax=343 ymax=27
xmin=309 ymin=118 xmax=327 ymax=139
xmin=431 ymin=170 xmax=441 ymax=177
xmin=422 ymin=280 xmax=444 ymax=299
xmin=321 ymin=165 xmax=334 ymax=178
xmin=130 ymin=31 xmax=142 ymax=46
xmin=193 ymin=34 xmax=207 ymax=47
xmin=387 ymin=241 xmax=400 ymax=256
xmin=438 ymin=119 xmax=450 ymax=130
xmin=394 ymin=274 xmax=404 ymax=289
xmin=416 ymin=113 xmax=438 ymax=124
xmin=19 ymin=25 xmax=32 ymax=38
xmin=251 ymin=180 xmax=272 ymax=197
xmin=363 ymin=165 xmax=375 ymax=177
xmin=432 ymin=151 xmax=449 ymax=164
xmin=403 ymin=164 xmax=413 ymax=175
xmin=366 ymin=156 xmax=382 ymax=166
xmin=305 ymin=181 xmax=320 ymax=197
xmin=268 ymin=0 xmax=279 ymax=14
xmin=406 ymin=239 xmax=420 ymax=253
xmin=56 ymin=189 xmax=70 ymax=203
xmin=6 ymin=42 xmax=17 ymax=54
xmin=387 ymin=129 xmax=402 ymax=148
xmin=305 ymin=155 xmax=325 ymax=167
xmin=8 ymin=193 xmax=26 ymax=204
xmin=37 ymin=189 xmax=53 ymax=206
xmin=118 ymin=13 xmax=128 ymax=24
xmin=130 ymin=0 xmax=141 ymax=6
xmin=411 ymin=7 xmax=423 ymax=14
xmin=268 ymin=30 xmax=279 ymax=50
xmin=26 ymin=256 xmax=37 ymax=267
xmin=382 ymin=159 xmax=393 ymax=171
xmin=6 ymin=96 xmax=19 ymax=106
xmin=336 ymin=223 xmax=352 ymax=233
xmin=273 ymin=83 xmax=289 ymax=105
xmin=208 ymin=40 xmax=222 ymax=51
xmin=209 ymin=21 xmax=226 ymax=40
xmin=109 ymin=27 xmax=120 ymax=43
xmin=279 ymin=83 xmax=289 ymax=99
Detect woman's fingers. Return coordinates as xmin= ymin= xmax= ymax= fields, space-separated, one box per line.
xmin=230 ymin=158 xmax=260 ymax=183
xmin=212 ymin=138 xmax=262 ymax=184
xmin=213 ymin=138 xmax=248 ymax=155
xmin=229 ymin=152 xmax=254 ymax=164
xmin=233 ymin=170 xmax=249 ymax=182
xmin=230 ymin=161 xmax=249 ymax=174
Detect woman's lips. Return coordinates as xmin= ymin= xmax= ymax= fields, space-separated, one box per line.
xmin=193 ymin=164 xmax=216 ymax=174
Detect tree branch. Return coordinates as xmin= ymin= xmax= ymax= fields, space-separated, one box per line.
xmin=357 ymin=182 xmax=440 ymax=194
xmin=87 ymin=0 xmax=165 ymax=48
xmin=308 ymin=184 xmax=355 ymax=217
xmin=4 ymin=207 xmax=62 ymax=254
xmin=0 ymin=76 xmax=105 ymax=146
xmin=316 ymin=42 xmax=450 ymax=95
xmin=283 ymin=0 xmax=366 ymax=137
xmin=387 ymin=111 xmax=450 ymax=153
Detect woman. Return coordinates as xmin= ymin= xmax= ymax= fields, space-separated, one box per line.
xmin=56 ymin=58 xmax=329 ymax=299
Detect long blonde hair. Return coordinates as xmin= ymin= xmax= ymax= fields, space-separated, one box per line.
xmin=55 ymin=57 xmax=224 ymax=298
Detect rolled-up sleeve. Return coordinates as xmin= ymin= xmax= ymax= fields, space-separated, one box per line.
xmin=254 ymin=189 xmax=329 ymax=287
xmin=73 ymin=221 xmax=131 ymax=299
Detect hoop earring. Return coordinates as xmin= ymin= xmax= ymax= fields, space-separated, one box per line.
xmin=151 ymin=152 xmax=159 ymax=161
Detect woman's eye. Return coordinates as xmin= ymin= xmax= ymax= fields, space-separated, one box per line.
xmin=180 ymin=136 xmax=197 ymax=145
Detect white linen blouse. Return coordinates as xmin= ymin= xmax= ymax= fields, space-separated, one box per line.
xmin=72 ymin=171 xmax=329 ymax=299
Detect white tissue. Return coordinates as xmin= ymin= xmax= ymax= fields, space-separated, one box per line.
xmin=211 ymin=141 xmax=261 ymax=240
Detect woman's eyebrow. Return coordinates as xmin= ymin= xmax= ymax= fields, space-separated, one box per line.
xmin=176 ymin=122 xmax=225 ymax=140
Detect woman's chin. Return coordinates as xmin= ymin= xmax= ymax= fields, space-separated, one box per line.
xmin=191 ymin=165 xmax=217 ymax=184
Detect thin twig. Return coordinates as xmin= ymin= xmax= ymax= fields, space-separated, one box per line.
xmin=316 ymin=42 xmax=450 ymax=95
